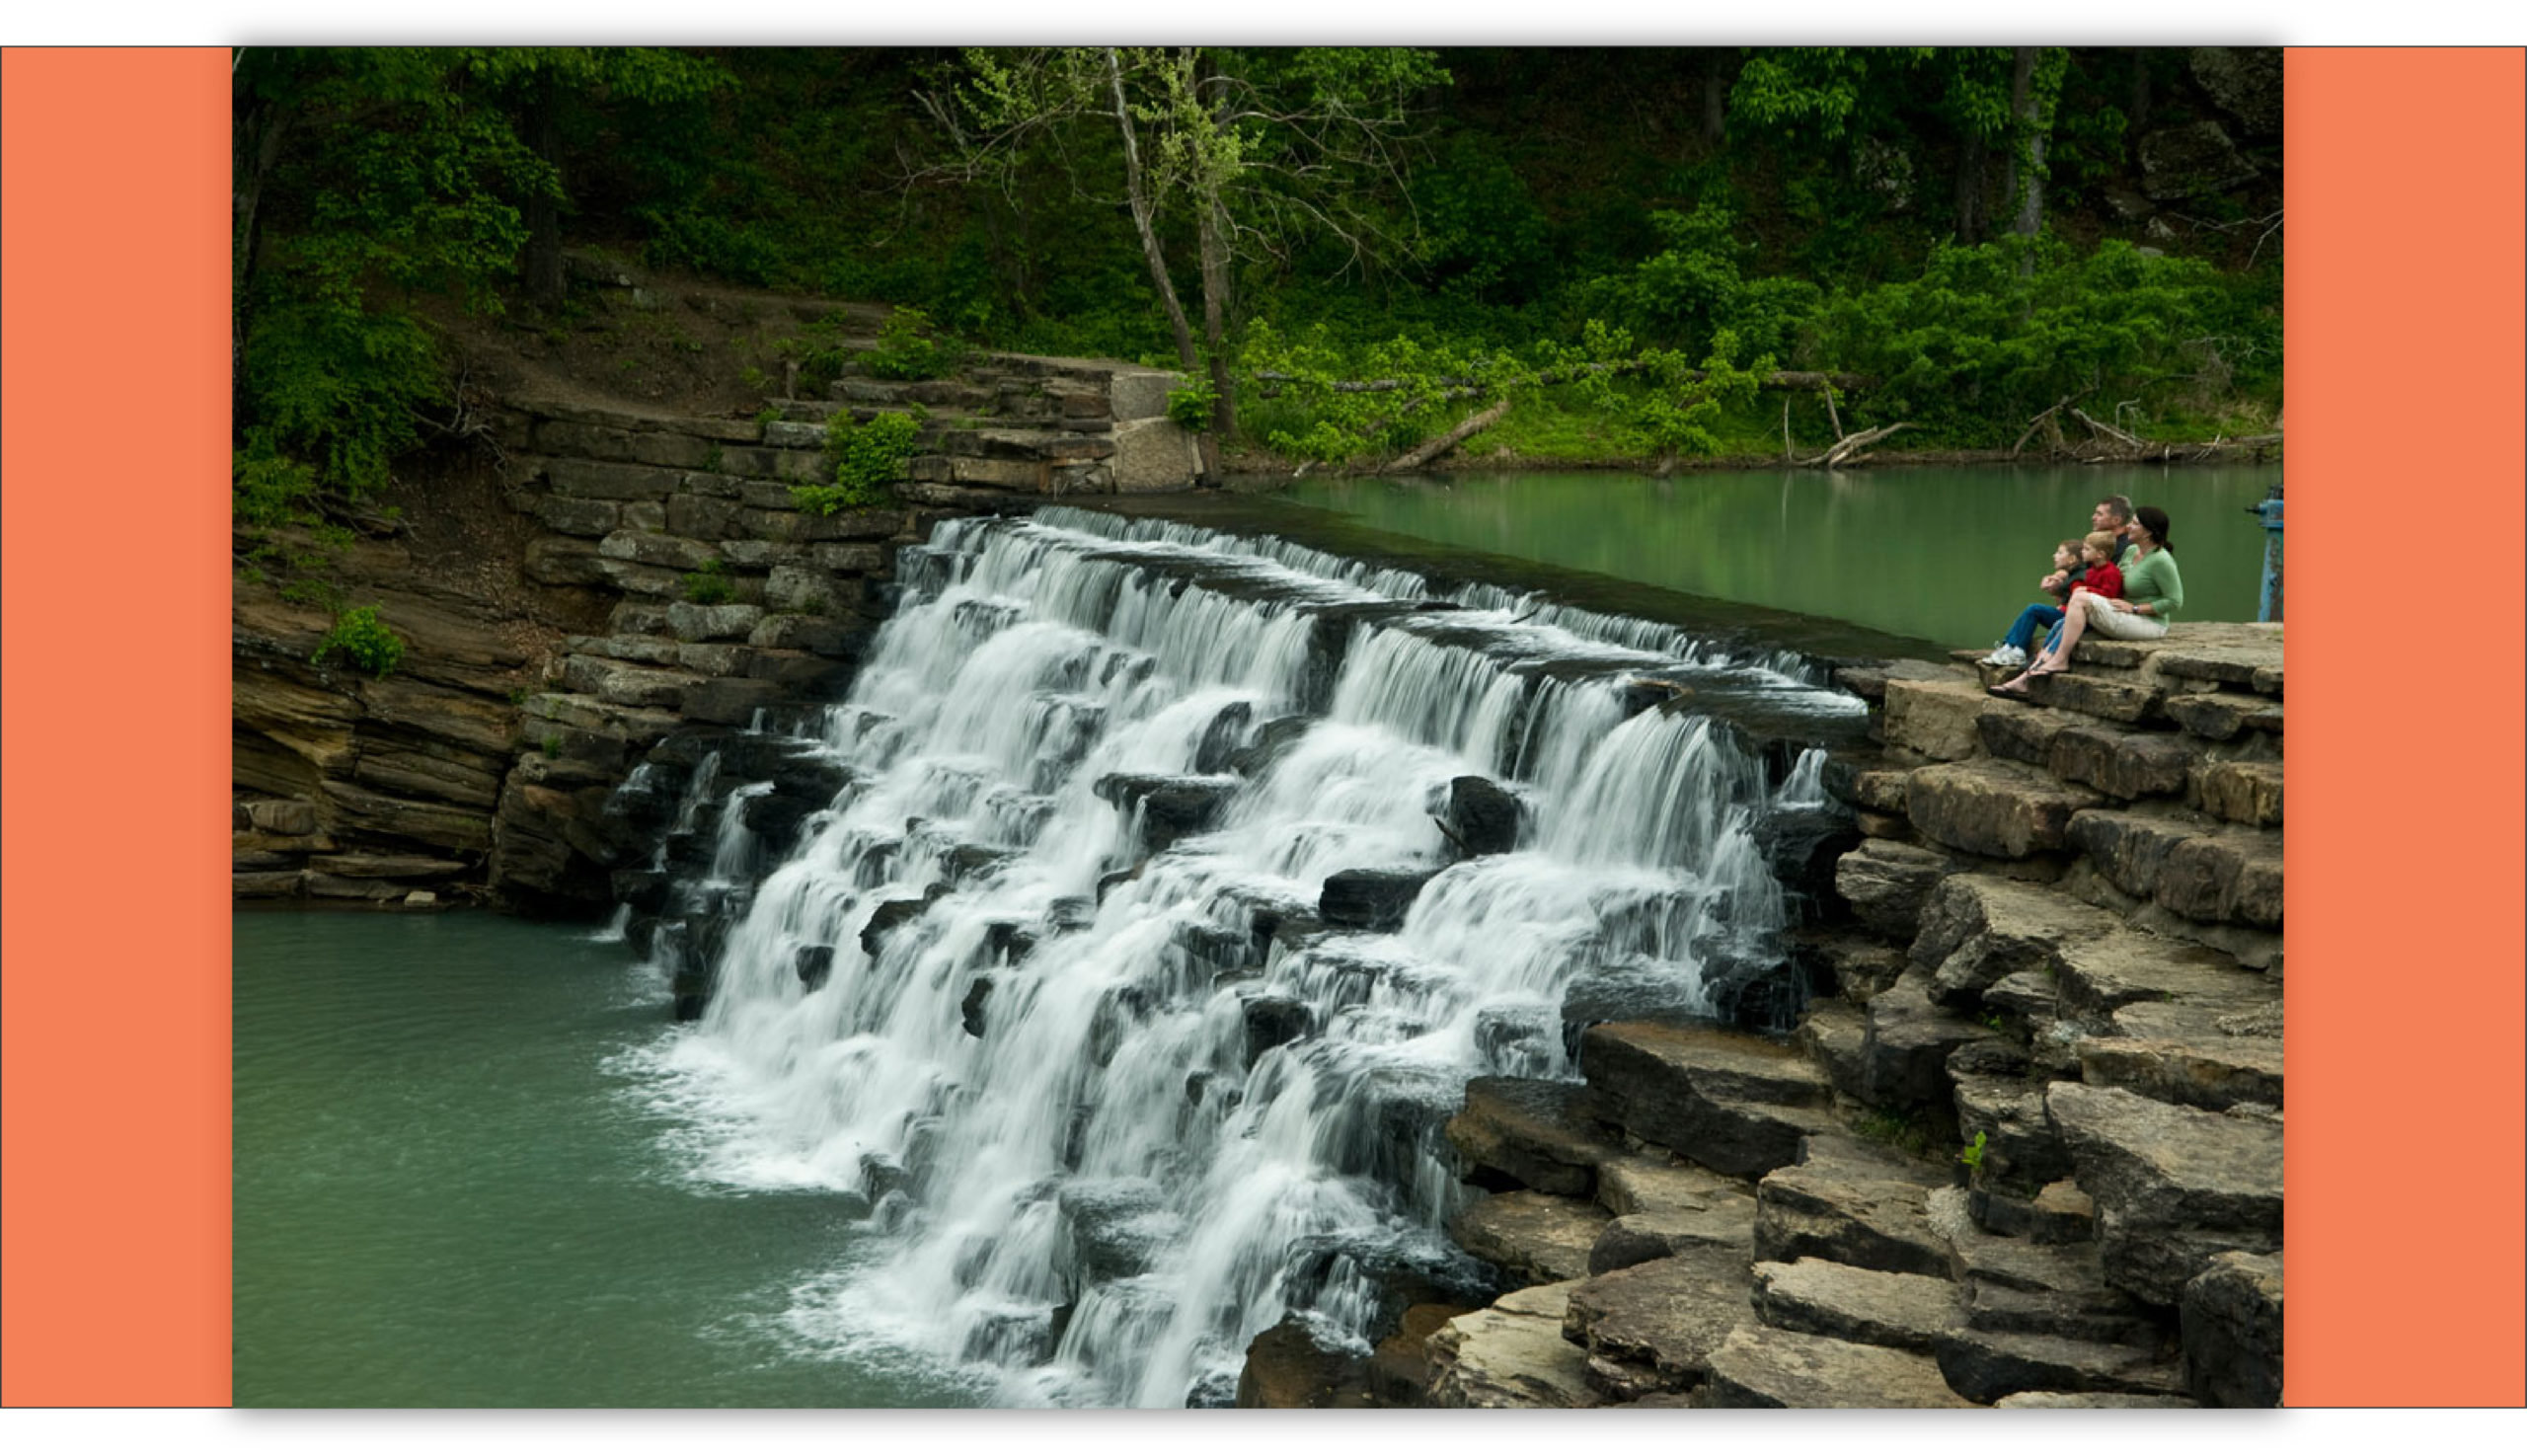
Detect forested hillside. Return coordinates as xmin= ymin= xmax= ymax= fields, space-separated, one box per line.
xmin=234 ymin=45 xmax=2281 ymax=493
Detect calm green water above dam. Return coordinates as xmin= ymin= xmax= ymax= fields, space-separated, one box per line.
xmin=233 ymin=910 xmax=978 ymax=1407
xmin=1279 ymin=464 xmax=2278 ymax=651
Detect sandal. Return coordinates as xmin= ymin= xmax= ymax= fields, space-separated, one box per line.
xmin=1988 ymin=678 xmax=2030 ymax=698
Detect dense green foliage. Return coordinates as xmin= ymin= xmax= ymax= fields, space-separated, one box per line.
xmin=233 ymin=45 xmax=729 ymax=500
xmin=312 ymin=605 xmax=407 ymax=679
xmin=795 ymin=412 xmax=917 ymax=513
xmin=238 ymin=45 xmax=2281 ymax=481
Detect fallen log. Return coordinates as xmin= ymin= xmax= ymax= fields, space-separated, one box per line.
xmin=1797 ymin=421 xmax=1912 ymax=469
xmin=2011 ymin=394 xmax=2083 ymax=459
xmin=1383 ymin=396 xmax=1512 ymax=474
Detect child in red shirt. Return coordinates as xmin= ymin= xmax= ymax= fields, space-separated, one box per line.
xmin=2069 ymin=531 xmax=2124 ymax=604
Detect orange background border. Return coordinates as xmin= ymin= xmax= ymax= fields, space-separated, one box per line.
xmin=1 ymin=45 xmax=2520 ymax=1409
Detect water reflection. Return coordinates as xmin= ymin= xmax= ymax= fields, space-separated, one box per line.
xmin=1285 ymin=465 xmax=2276 ymax=649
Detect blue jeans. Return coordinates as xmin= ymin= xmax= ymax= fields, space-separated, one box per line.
xmin=2001 ymin=602 xmax=2064 ymax=651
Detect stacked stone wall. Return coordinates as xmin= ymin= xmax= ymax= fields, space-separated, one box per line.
xmin=232 ymin=350 xmax=1201 ymax=910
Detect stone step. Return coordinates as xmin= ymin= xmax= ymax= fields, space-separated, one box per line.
xmin=1587 ymin=1156 xmax=1758 ymax=1273
xmin=1701 ymin=1324 xmax=1975 ymax=1407
xmin=1932 ymin=1326 xmax=2186 ymax=1404
xmin=1795 ymin=998 xmax=1867 ymax=1098
xmin=2075 ymin=1012 xmax=2284 ymax=1112
xmin=1444 ymin=1077 xmax=1623 ymax=1198
xmin=1580 ymin=1022 xmax=1837 ymax=1179
xmin=1909 ymin=872 xmax=2122 ymax=1004
xmin=2045 ymin=1083 xmax=2283 ymax=1306
xmin=1753 ymin=1135 xmax=1952 ymax=1279
xmin=1424 ymin=1281 xmax=1600 ymax=1408
xmin=2179 ymin=1250 xmax=2283 ymax=1407
xmin=1992 ymin=1390 xmax=2197 ymax=1407
xmin=1833 ymin=838 xmax=1950 ymax=943
xmin=1904 ymin=758 xmax=2102 ymax=858
xmin=2051 ymin=927 xmax=2276 ymax=1019
xmin=2193 ymin=759 xmax=2283 ymax=826
xmin=560 ymin=654 xmax=709 ymax=711
xmin=1448 ymin=1190 xmax=1608 ymax=1289
xmin=1859 ymin=970 xmax=1988 ymax=1109
xmin=1964 ymin=1275 xmax=2161 ymax=1346
xmin=1953 ymin=1074 xmax=2074 ymax=1191
xmin=1560 ymin=1244 xmax=1753 ymax=1397
xmin=1589 ymin=1203 xmax=1758 ymax=1275
xmin=1593 ymin=1153 xmax=1754 ymax=1216
xmin=1367 ymin=1302 xmax=1473 ymax=1407
xmin=1751 ymin=1258 xmax=1962 ymax=1352
xmin=2029 ymin=1179 xmax=2099 ymax=1244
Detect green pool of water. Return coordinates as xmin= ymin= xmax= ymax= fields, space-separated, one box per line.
xmin=232 ymin=910 xmax=975 ymax=1408
xmin=1278 ymin=464 xmax=2277 ymax=651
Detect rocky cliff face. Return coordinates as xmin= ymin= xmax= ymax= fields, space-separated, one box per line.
xmin=1243 ymin=624 xmax=2285 ymax=1408
xmin=232 ymin=348 xmax=1198 ymax=911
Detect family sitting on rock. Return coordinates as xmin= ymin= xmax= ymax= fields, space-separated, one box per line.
xmin=1983 ymin=495 xmax=2184 ymax=698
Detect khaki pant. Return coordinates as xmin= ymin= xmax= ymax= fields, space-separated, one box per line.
xmin=2075 ymin=590 xmax=2170 ymax=641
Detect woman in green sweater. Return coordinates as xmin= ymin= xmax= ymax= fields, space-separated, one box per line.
xmin=1994 ymin=504 xmax=2183 ymax=693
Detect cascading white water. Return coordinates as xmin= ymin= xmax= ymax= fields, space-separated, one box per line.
xmin=627 ymin=506 xmax=1863 ymax=1407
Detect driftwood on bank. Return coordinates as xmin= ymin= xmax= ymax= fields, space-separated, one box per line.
xmin=2003 ymin=401 xmax=2283 ymax=464
xmin=1383 ymin=396 xmax=1513 ymax=474
xmin=1796 ymin=421 xmax=1913 ymax=469
xmin=1253 ymin=365 xmax=1874 ymax=398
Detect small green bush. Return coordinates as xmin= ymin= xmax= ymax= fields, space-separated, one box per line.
xmin=232 ymin=450 xmax=322 ymax=530
xmin=1957 ymin=1131 xmax=1989 ymax=1171
xmin=1166 ymin=380 xmax=1217 ymax=432
xmin=796 ymin=412 xmax=916 ymax=514
xmin=312 ymin=604 xmax=405 ymax=679
xmin=863 ymin=306 xmax=958 ymax=381
xmin=682 ymin=558 xmax=735 ymax=604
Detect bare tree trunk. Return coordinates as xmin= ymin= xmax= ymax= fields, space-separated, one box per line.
xmin=1106 ymin=49 xmax=1212 ymax=481
xmin=2009 ymin=47 xmax=2048 ymax=251
xmin=523 ymin=69 xmax=566 ymax=311
xmin=2128 ymin=49 xmax=2153 ymax=136
xmin=1195 ymin=193 xmax=1237 ymax=440
xmin=1954 ymin=132 xmax=1985 ymax=244
xmin=1384 ymin=397 xmax=1511 ymax=474
xmin=1701 ymin=53 xmax=1729 ymax=145
xmin=1106 ymin=49 xmax=1200 ymax=374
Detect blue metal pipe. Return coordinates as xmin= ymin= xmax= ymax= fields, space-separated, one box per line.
xmin=2245 ymin=482 xmax=2283 ymax=622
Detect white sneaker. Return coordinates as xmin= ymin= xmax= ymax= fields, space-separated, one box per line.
xmin=1983 ymin=646 xmax=2026 ymax=667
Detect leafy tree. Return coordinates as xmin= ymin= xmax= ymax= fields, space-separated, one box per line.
xmin=924 ymin=46 xmax=1448 ymax=471
xmin=233 ymin=46 xmax=728 ymax=497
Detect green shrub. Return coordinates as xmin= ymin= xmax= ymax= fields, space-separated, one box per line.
xmin=796 ymin=412 xmax=916 ymax=513
xmin=863 ymin=306 xmax=958 ymax=381
xmin=311 ymin=604 xmax=405 ymax=679
xmin=240 ymin=299 xmax=444 ymax=497
xmin=1166 ymin=380 xmax=1217 ymax=432
xmin=682 ymin=558 xmax=735 ymax=604
xmin=232 ymin=450 xmax=322 ymax=530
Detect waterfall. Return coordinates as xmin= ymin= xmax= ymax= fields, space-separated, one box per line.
xmin=619 ymin=505 xmax=1865 ymax=1407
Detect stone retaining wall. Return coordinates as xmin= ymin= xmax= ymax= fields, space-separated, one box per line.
xmin=232 ymin=350 xmax=1200 ymax=910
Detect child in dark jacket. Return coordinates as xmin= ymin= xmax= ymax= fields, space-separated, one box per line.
xmin=1982 ymin=539 xmax=2087 ymax=667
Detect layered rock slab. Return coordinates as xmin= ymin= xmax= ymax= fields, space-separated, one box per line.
xmin=1424 ymin=1281 xmax=1599 ymax=1408
xmin=1701 ymin=1325 xmax=1975 ymax=1408
xmin=1752 ymin=1259 xmax=1962 ymax=1352
xmin=1580 ymin=1022 xmax=1834 ymax=1179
